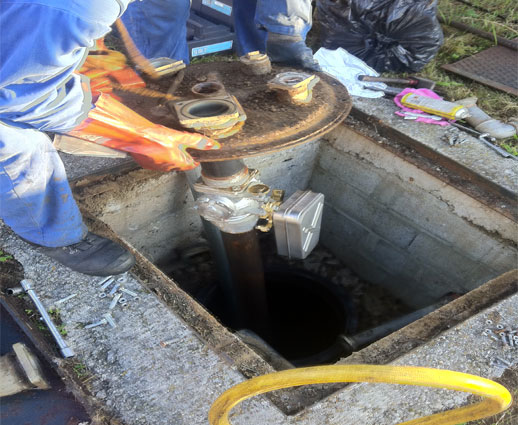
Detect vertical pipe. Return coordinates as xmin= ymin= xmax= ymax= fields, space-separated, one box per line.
xmin=185 ymin=167 xmax=242 ymax=327
xmin=199 ymin=160 xmax=270 ymax=336
xmin=221 ymin=231 xmax=270 ymax=337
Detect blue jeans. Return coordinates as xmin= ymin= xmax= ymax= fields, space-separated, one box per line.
xmin=0 ymin=123 xmax=86 ymax=247
xmin=122 ymin=0 xmax=312 ymax=60
xmin=0 ymin=0 xmax=128 ymax=247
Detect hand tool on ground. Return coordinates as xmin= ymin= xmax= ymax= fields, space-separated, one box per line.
xmin=7 ymin=280 xmax=74 ymax=358
xmin=364 ymin=85 xmax=404 ymax=96
xmin=359 ymin=75 xmax=436 ymax=90
xmin=449 ymin=122 xmax=518 ymax=160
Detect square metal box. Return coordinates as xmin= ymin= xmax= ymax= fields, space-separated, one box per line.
xmin=273 ymin=190 xmax=324 ymax=259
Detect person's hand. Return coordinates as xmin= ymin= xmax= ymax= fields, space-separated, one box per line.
xmin=68 ymin=93 xmax=220 ymax=171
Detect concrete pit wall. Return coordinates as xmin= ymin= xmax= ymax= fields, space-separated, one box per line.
xmin=313 ymin=126 xmax=518 ymax=307
xmin=75 ymin=125 xmax=517 ymax=307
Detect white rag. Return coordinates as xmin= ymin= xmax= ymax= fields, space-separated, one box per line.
xmin=314 ymin=47 xmax=387 ymax=98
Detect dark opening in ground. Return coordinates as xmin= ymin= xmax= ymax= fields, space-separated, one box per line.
xmin=161 ymin=233 xmax=413 ymax=366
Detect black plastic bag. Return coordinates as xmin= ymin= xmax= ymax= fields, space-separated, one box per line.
xmin=317 ymin=0 xmax=444 ymax=73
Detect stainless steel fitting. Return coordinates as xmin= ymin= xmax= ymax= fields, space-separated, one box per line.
xmin=55 ymin=293 xmax=77 ymax=305
xmin=109 ymin=293 xmax=122 ymax=310
xmin=120 ymin=288 xmax=140 ymax=300
xmin=108 ymin=283 xmax=120 ymax=297
xmin=85 ymin=318 xmax=108 ymax=329
xmin=18 ymin=280 xmax=75 ymax=358
xmin=100 ymin=277 xmax=115 ymax=291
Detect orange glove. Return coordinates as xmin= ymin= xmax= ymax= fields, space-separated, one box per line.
xmin=68 ymin=93 xmax=220 ymax=171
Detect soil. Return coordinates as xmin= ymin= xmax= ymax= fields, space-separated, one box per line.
xmin=115 ymin=62 xmax=351 ymax=161
xmin=0 ymin=248 xmax=24 ymax=287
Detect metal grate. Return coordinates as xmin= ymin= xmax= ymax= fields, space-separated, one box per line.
xmin=442 ymin=45 xmax=518 ymax=96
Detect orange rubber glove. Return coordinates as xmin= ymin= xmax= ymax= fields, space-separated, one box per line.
xmin=68 ymin=93 xmax=220 ymax=171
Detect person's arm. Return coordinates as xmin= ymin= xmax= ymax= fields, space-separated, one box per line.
xmin=0 ymin=0 xmax=130 ymax=132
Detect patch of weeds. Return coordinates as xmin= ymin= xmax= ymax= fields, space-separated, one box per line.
xmin=48 ymin=308 xmax=68 ymax=336
xmin=73 ymin=363 xmax=88 ymax=379
xmin=191 ymin=54 xmax=236 ymax=64
xmin=37 ymin=322 xmax=49 ymax=333
xmin=501 ymin=142 xmax=518 ymax=156
xmin=0 ymin=249 xmax=13 ymax=262
xmin=56 ymin=324 xmax=68 ymax=336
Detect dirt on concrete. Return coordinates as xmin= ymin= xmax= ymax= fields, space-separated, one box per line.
xmin=116 ymin=62 xmax=351 ymax=161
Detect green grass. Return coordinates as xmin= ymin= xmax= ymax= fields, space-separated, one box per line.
xmin=384 ymin=0 xmax=518 ymax=154
xmin=73 ymin=363 xmax=88 ymax=379
xmin=0 ymin=249 xmax=13 ymax=262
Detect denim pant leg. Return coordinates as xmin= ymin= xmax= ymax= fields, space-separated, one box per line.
xmin=254 ymin=0 xmax=312 ymax=39
xmin=234 ymin=0 xmax=268 ymax=56
xmin=0 ymin=124 xmax=86 ymax=247
xmin=121 ymin=0 xmax=190 ymax=63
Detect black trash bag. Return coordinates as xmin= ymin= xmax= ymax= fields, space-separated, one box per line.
xmin=317 ymin=0 xmax=444 ymax=73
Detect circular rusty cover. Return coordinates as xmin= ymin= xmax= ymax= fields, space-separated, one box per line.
xmin=118 ymin=62 xmax=352 ymax=161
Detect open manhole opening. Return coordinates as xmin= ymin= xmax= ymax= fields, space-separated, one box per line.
xmin=202 ymin=266 xmax=355 ymax=365
xmin=164 ymin=235 xmax=412 ymax=367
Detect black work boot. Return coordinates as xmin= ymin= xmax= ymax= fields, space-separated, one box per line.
xmin=34 ymin=232 xmax=135 ymax=276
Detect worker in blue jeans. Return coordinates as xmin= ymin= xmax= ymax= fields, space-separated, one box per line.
xmin=0 ymin=0 xmax=138 ymax=276
xmin=121 ymin=0 xmax=320 ymax=70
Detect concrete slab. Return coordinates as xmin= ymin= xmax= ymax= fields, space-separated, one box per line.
xmin=1 ymin=220 xmax=516 ymax=425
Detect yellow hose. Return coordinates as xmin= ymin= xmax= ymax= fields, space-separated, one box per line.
xmin=208 ymin=365 xmax=512 ymax=425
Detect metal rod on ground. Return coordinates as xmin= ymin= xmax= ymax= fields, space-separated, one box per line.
xmin=438 ymin=17 xmax=518 ymax=51
xmin=19 ymin=280 xmax=74 ymax=358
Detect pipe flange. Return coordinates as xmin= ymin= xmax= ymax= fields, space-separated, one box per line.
xmin=191 ymin=81 xmax=226 ymax=98
xmin=146 ymin=57 xmax=186 ymax=77
xmin=267 ymin=72 xmax=320 ymax=105
xmin=172 ymin=95 xmax=247 ymax=138
xmin=239 ymin=51 xmax=272 ymax=76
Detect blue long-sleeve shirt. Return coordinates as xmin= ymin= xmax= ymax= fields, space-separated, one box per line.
xmin=0 ymin=0 xmax=130 ymax=132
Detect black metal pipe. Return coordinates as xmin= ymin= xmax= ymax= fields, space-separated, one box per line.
xmin=221 ymin=230 xmax=270 ymax=336
xmin=439 ymin=17 xmax=518 ymax=51
xmin=199 ymin=160 xmax=270 ymax=336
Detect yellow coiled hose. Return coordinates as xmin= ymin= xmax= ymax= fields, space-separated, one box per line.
xmin=209 ymin=365 xmax=512 ymax=425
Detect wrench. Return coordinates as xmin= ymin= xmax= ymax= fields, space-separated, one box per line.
xmin=18 ymin=280 xmax=74 ymax=358
xmin=450 ymin=122 xmax=518 ymax=160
